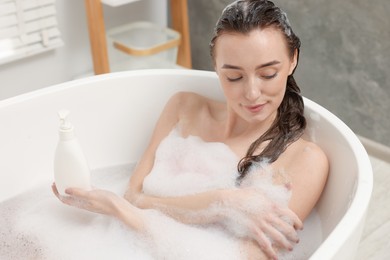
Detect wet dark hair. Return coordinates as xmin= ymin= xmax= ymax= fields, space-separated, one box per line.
xmin=210 ymin=0 xmax=306 ymax=182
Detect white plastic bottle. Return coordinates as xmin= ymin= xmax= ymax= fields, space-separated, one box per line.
xmin=54 ymin=110 xmax=91 ymax=196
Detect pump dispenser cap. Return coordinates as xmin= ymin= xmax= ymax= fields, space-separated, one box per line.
xmin=58 ymin=110 xmax=73 ymax=131
xmin=58 ymin=110 xmax=74 ymax=140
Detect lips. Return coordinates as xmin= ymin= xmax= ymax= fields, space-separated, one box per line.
xmin=244 ymin=103 xmax=266 ymax=113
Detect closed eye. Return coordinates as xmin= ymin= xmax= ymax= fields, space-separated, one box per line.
xmin=262 ymin=73 xmax=277 ymax=80
xmin=227 ymin=76 xmax=243 ymax=82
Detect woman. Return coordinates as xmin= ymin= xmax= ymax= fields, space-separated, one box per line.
xmin=53 ymin=0 xmax=328 ymax=259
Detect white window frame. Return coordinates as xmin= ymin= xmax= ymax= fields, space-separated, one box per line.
xmin=0 ymin=0 xmax=63 ymax=65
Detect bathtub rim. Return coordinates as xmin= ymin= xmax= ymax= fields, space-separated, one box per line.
xmin=302 ymin=97 xmax=373 ymax=259
xmin=0 ymin=69 xmax=373 ymax=259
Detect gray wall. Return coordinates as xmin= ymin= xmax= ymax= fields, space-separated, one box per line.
xmin=188 ymin=0 xmax=390 ymax=146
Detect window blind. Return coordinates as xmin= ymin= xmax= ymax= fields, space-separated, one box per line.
xmin=0 ymin=0 xmax=63 ymax=65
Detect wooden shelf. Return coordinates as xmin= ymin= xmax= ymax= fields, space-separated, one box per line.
xmin=84 ymin=0 xmax=192 ymax=74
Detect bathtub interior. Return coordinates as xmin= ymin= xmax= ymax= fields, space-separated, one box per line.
xmin=0 ymin=70 xmax=372 ymax=259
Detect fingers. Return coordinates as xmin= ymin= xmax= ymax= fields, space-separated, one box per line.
xmin=250 ymin=206 xmax=302 ymax=257
xmin=252 ymin=219 xmax=300 ymax=260
xmin=51 ymin=183 xmax=88 ymax=208
xmin=51 ymin=182 xmax=59 ymax=197
xmin=59 ymin=193 xmax=82 ymax=207
xmin=269 ymin=216 xmax=299 ymax=243
xmin=253 ymin=228 xmax=278 ymax=260
xmin=277 ymin=207 xmax=303 ymax=231
xmin=294 ymin=218 xmax=303 ymax=231
xmin=51 ymin=183 xmax=118 ymax=216
xmin=52 ymin=183 xmax=70 ymax=203
xmin=261 ymin=222 xmax=294 ymax=251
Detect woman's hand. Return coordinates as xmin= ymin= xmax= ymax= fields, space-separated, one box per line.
xmin=218 ymin=188 xmax=303 ymax=260
xmin=125 ymin=186 xmax=302 ymax=259
xmin=52 ymin=183 xmax=120 ymax=215
xmin=52 ymin=183 xmax=145 ymax=231
xmin=124 ymin=189 xmax=146 ymax=208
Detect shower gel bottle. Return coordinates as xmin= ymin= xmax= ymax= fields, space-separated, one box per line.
xmin=54 ymin=110 xmax=91 ymax=196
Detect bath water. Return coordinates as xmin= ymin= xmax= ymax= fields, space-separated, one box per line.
xmin=0 ymin=128 xmax=323 ymax=259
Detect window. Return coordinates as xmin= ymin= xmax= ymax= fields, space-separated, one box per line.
xmin=0 ymin=0 xmax=63 ymax=65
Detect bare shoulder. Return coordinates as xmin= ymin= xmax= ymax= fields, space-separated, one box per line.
xmin=280 ymin=139 xmax=329 ymax=220
xmin=169 ymin=91 xmax=210 ymax=113
xmin=285 ymin=138 xmax=329 ymax=186
xmin=171 ymin=91 xmax=222 ymax=126
xmin=291 ymin=139 xmax=328 ymax=170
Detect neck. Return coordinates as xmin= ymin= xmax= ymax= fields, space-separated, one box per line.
xmin=222 ymin=106 xmax=277 ymax=140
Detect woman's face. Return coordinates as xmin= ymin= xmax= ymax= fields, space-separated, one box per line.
xmin=214 ymin=27 xmax=297 ymax=124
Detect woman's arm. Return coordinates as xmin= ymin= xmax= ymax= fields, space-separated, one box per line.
xmin=285 ymin=141 xmax=329 ymax=221
xmin=129 ymin=183 xmax=301 ymax=259
xmin=124 ymin=92 xmax=224 ymax=221
xmin=125 ymin=92 xmax=183 ymax=200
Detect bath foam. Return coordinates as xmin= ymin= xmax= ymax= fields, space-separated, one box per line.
xmin=0 ymin=165 xmax=154 ymax=260
xmin=238 ymin=160 xmax=323 ymax=259
xmin=142 ymin=127 xmax=239 ymax=197
xmin=213 ymin=163 xmax=293 ymax=241
xmin=242 ymin=162 xmax=323 ymax=259
xmin=240 ymin=160 xmax=292 ymax=206
xmin=0 ymin=190 xmax=46 ymax=259
xmin=142 ymin=209 xmax=243 ymax=259
xmin=0 ymin=128 xmax=322 ymax=259
xmin=0 ymin=165 xmax=321 ymax=259
xmin=142 ymin=127 xmax=322 ymax=258
xmin=0 ymin=166 xmax=243 ymax=259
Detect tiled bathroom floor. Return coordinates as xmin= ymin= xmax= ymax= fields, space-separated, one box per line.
xmin=356 ymin=156 xmax=390 ymax=260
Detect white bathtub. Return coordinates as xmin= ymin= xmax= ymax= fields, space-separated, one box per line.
xmin=0 ymin=69 xmax=372 ymax=259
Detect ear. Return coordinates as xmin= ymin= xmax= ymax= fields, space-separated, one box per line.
xmin=288 ymin=49 xmax=298 ymax=75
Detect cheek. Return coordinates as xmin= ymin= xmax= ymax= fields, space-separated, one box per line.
xmin=264 ymin=76 xmax=288 ymax=97
xmin=221 ymin=83 xmax=243 ymax=102
xmin=218 ymin=77 xmax=242 ymax=101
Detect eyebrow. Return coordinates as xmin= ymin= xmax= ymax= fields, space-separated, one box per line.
xmin=221 ymin=60 xmax=281 ymax=70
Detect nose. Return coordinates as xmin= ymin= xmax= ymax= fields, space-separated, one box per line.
xmin=244 ymin=78 xmax=261 ymax=101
